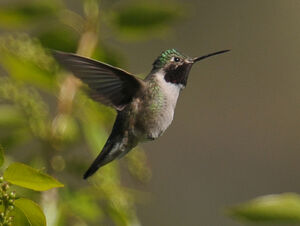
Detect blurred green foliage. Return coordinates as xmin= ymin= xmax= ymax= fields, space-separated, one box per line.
xmin=0 ymin=0 xmax=182 ymax=225
xmin=110 ymin=2 xmax=182 ymax=39
xmin=0 ymin=1 xmax=58 ymax=29
xmin=229 ymin=193 xmax=300 ymax=224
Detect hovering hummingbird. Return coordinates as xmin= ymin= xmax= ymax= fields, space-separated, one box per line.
xmin=53 ymin=48 xmax=229 ymax=179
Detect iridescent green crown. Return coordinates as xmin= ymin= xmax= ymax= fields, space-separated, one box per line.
xmin=153 ymin=49 xmax=186 ymax=68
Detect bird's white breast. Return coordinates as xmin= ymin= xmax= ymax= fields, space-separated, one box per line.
xmin=156 ymin=71 xmax=182 ymax=109
xmin=148 ymin=72 xmax=182 ymax=139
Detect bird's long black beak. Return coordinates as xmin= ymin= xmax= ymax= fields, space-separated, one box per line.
xmin=192 ymin=50 xmax=230 ymax=63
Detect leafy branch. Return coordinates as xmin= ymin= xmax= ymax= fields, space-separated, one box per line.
xmin=0 ymin=146 xmax=63 ymax=226
xmin=0 ymin=0 xmax=183 ymax=225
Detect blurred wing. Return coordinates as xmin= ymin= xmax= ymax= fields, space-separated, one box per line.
xmin=53 ymin=50 xmax=144 ymax=110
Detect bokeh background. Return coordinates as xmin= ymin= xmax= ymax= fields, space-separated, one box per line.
xmin=122 ymin=1 xmax=300 ymax=225
xmin=0 ymin=0 xmax=300 ymax=225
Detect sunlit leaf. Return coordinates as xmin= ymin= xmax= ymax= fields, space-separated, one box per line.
xmin=4 ymin=162 xmax=64 ymax=191
xmin=0 ymin=1 xmax=59 ymax=29
xmin=111 ymin=2 xmax=182 ymax=39
xmin=15 ymin=198 xmax=46 ymax=226
xmin=229 ymin=193 xmax=300 ymax=222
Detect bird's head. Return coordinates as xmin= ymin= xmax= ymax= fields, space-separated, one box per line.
xmin=152 ymin=49 xmax=229 ymax=88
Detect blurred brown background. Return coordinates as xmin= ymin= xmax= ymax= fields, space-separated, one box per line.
xmin=113 ymin=1 xmax=300 ymax=225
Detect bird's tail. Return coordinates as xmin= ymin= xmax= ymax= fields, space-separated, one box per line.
xmin=83 ymin=141 xmax=117 ymax=179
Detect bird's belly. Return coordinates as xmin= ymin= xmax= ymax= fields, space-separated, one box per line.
xmin=135 ymin=107 xmax=174 ymax=141
xmin=130 ymin=80 xmax=180 ymax=141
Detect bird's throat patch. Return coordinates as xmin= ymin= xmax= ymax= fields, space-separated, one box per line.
xmin=164 ymin=64 xmax=192 ymax=87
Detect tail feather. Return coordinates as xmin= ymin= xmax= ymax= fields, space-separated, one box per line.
xmin=83 ymin=141 xmax=116 ymax=179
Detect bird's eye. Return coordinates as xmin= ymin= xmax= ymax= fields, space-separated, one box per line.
xmin=173 ymin=57 xmax=180 ymax=62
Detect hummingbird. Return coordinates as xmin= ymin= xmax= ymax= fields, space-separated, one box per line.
xmin=53 ymin=48 xmax=229 ymax=179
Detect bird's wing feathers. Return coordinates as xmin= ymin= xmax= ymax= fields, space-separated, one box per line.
xmin=53 ymin=50 xmax=144 ymax=110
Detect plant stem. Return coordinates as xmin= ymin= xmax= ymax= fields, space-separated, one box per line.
xmin=42 ymin=1 xmax=100 ymax=225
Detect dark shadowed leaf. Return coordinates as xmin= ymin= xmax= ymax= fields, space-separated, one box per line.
xmin=229 ymin=193 xmax=300 ymax=222
xmin=0 ymin=128 xmax=30 ymax=149
xmin=111 ymin=2 xmax=182 ymax=39
xmin=15 ymin=198 xmax=46 ymax=226
xmin=4 ymin=162 xmax=64 ymax=191
xmin=38 ymin=25 xmax=79 ymax=52
xmin=0 ymin=1 xmax=58 ymax=29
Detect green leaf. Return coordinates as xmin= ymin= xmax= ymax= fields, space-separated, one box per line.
xmin=229 ymin=193 xmax=300 ymax=222
xmin=111 ymin=2 xmax=182 ymax=39
xmin=13 ymin=204 xmax=31 ymax=226
xmin=15 ymin=198 xmax=46 ymax=226
xmin=0 ymin=145 xmax=4 ymax=167
xmin=4 ymin=162 xmax=64 ymax=191
xmin=0 ymin=2 xmax=58 ymax=29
